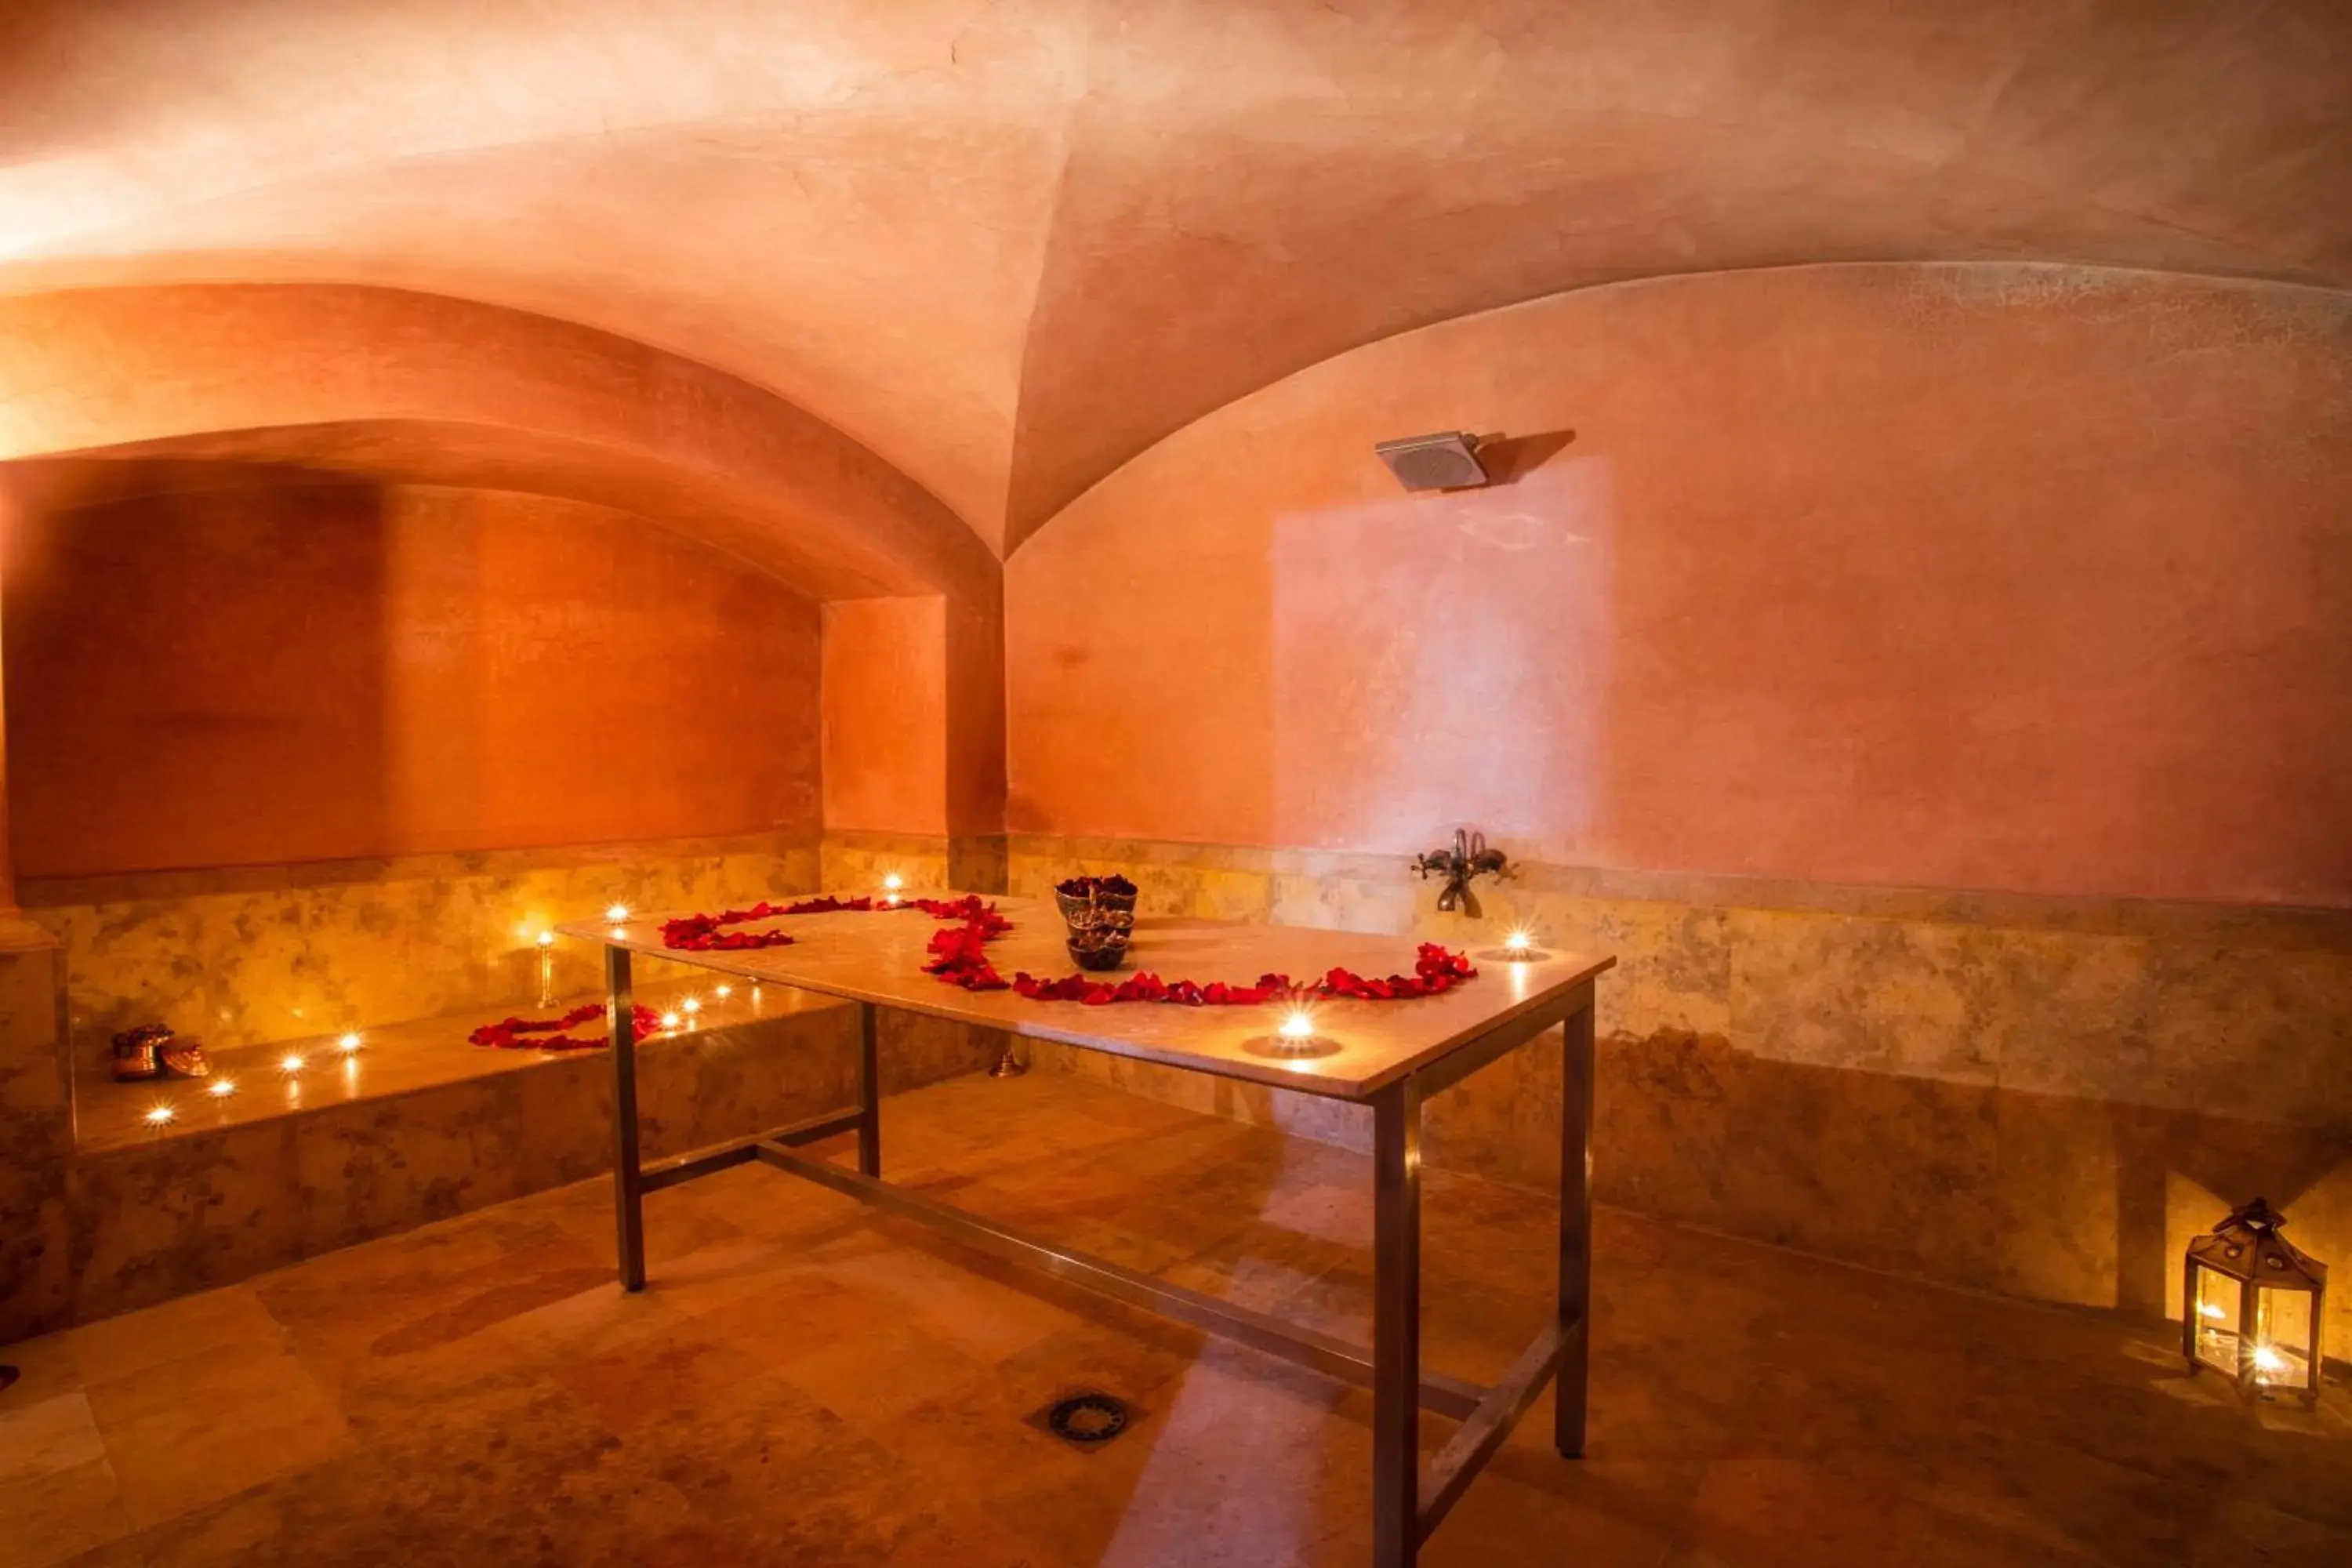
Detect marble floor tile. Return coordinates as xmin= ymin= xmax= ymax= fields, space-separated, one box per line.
xmin=0 ymin=1452 xmax=134 ymax=1568
xmin=4 ymin=1069 xmax=2347 ymax=1566
xmin=82 ymin=1341 xmax=352 ymax=1531
xmin=0 ymin=1388 xmax=107 ymax=1481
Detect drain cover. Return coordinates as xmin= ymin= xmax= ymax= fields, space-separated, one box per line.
xmin=1033 ymin=1390 xmax=1134 ymax=1448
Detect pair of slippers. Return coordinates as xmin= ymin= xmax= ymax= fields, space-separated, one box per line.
xmin=110 ymin=1024 xmax=212 ymax=1083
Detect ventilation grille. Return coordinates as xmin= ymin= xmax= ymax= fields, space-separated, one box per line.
xmin=1374 ymin=432 xmax=1489 ymax=492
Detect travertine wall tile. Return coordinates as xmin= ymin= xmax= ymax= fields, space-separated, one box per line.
xmin=2120 ymin=943 xmax=2352 ymax=1134
xmin=1728 ymin=912 xmax=2009 ymax=1087
xmin=0 ymin=943 xmax=74 ymax=1341
xmin=821 ymin=832 xmax=950 ymax=897
xmin=29 ymin=835 xmax=822 ymax=1073
xmin=68 ymin=1120 xmax=309 ymax=1324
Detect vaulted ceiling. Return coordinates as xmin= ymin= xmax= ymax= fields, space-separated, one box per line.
xmin=2 ymin=0 xmax=2347 ymax=561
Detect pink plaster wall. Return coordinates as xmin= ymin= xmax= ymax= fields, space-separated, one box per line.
xmin=4 ymin=481 xmax=820 ymax=876
xmin=1007 ymin=265 xmax=2352 ymax=907
xmin=822 ymin=597 xmax=949 ymax=837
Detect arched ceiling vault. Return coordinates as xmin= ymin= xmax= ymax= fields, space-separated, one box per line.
xmin=2 ymin=0 xmax=2347 ymax=558
xmin=0 ymin=286 xmax=997 ymax=602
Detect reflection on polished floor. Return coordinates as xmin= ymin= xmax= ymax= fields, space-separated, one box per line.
xmin=2 ymin=1071 xmax=2345 ymax=1567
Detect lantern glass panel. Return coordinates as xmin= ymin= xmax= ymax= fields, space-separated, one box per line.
xmin=2252 ymin=1287 xmax=2314 ymax=1392
xmin=2190 ymin=1262 xmax=2243 ymax=1374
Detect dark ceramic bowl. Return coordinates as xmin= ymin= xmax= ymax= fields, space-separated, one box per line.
xmin=1067 ymin=937 xmax=1130 ymax=971
xmin=1064 ymin=902 xmax=1134 ymax=971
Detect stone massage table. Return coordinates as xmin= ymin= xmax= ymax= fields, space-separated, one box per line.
xmin=561 ymin=894 xmax=1611 ymax=1568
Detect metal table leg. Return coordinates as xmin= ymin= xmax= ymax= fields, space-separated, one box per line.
xmin=1371 ymin=1075 xmax=1424 ymax=1568
xmin=1558 ymin=996 xmax=1595 ymax=1457
xmin=608 ymin=944 xmax=645 ymax=1292
xmin=856 ymin=1001 xmax=883 ymax=1178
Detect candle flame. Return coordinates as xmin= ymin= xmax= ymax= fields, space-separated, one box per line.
xmin=144 ymin=1103 xmax=176 ymax=1126
xmin=209 ymin=1078 xmax=236 ymax=1098
xmin=337 ymin=1032 xmax=361 ymax=1054
xmin=605 ymin=904 xmax=630 ymax=922
xmin=280 ymin=1053 xmax=306 ymax=1073
xmin=1279 ymin=1009 xmax=1316 ymax=1041
xmin=1504 ymin=928 xmax=1534 ymax=955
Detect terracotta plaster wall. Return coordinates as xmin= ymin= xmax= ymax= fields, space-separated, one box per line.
xmin=1007 ymin=263 xmax=2352 ymax=909
xmin=822 ymin=597 xmax=948 ymax=838
xmin=4 ymin=481 xmax=821 ymax=877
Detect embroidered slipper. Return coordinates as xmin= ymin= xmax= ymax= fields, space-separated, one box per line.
xmin=160 ymin=1041 xmax=212 ymax=1079
xmin=111 ymin=1025 xmax=172 ymax=1083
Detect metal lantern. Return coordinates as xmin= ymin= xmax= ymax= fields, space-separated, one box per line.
xmin=2183 ymin=1198 xmax=2327 ymax=1407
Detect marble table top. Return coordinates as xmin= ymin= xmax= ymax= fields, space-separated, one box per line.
xmin=559 ymin=893 xmax=1612 ymax=1102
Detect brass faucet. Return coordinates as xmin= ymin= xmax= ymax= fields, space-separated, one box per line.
xmin=1412 ymin=829 xmax=1509 ymax=919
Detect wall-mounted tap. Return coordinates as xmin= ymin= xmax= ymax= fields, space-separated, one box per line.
xmin=1412 ymin=828 xmax=1509 ymax=919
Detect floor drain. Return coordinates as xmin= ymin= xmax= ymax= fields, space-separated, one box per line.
xmin=1033 ymin=1390 xmax=1135 ymax=1448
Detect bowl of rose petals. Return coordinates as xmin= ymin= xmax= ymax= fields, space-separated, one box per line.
xmin=1054 ymin=873 xmax=1138 ymax=930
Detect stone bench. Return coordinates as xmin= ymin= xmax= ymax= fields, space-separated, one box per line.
xmin=58 ymin=973 xmax=992 ymax=1326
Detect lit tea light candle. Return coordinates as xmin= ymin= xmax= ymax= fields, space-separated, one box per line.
xmin=681 ymin=997 xmax=701 ymax=1015
xmin=144 ymin=1103 xmax=176 ymax=1127
xmin=535 ymin=931 xmax=555 ymax=949
xmin=1279 ymin=1009 xmax=1316 ymax=1043
xmin=2252 ymin=1344 xmax=2288 ymax=1378
xmin=208 ymin=1078 xmax=236 ymax=1098
xmin=337 ymin=1032 xmax=362 ymax=1054
xmin=714 ymin=984 xmax=732 ymax=999
xmin=883 ymin=873 xmax=904 ymax=892
xmin=605 ymin=904 xmax=630 ymax=923
xmin=659 ymin=1011 xmax=681 ymax=1030
xmin=281 ymin=1052 xmax=306 ymax=1074
xmin=1503 ymin=928 xmax=1534 ymax=957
